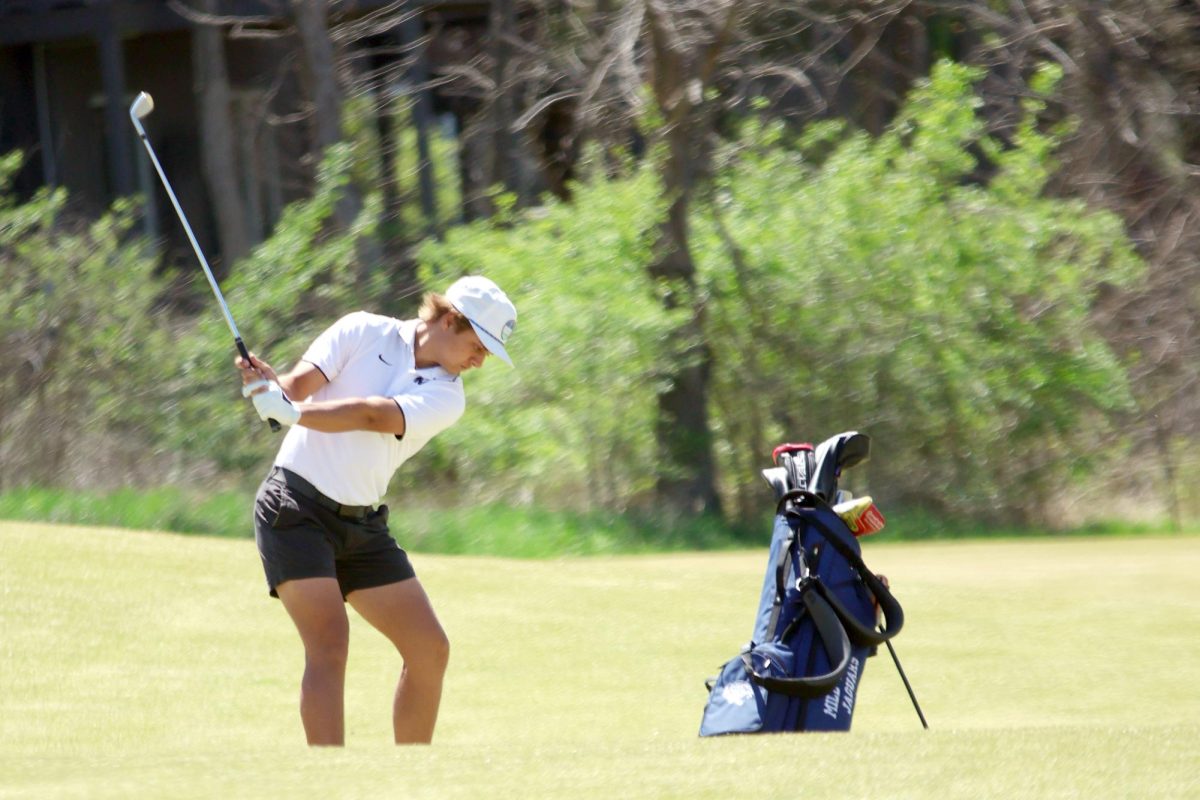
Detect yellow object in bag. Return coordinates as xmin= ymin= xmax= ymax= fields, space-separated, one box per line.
xmin=833 ymin=495 xmax=886 ymax=537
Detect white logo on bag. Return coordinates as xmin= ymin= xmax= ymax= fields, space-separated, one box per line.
xmin=722 ymin=681 xmax=754 ymax=707
xmin=823 ymin=686 xmax=841 ymax=719
xmin=841 ymin=657 xmax=861 ymax=716
xmin=822 ymin=656 xmax=861 ymax=720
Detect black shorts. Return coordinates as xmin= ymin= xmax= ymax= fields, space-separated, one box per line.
xmin=253 ymin=467 xmax=416 ymax=599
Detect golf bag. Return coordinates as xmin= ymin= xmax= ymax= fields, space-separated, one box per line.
xmin=699 ymin=432 xmax=904 ymax=735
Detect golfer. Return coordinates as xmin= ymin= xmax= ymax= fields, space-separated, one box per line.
xmin=236 ymin=275 xmax=516 ymax=746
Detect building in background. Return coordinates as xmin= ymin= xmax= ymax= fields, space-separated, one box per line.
xmin=0 ymin=0 xmax=489 ymax=269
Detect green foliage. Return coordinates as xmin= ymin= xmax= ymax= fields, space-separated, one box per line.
xmin=0 ymin=485 xmax=253 ymax=538
xmin=0 ymin=485 xmax=759 ymax=554
xmin=388 ymin=103 xmax=464 ymax=235
xmin=413 ymin=166 xmax=681 ymax=509
xmin=0 ymin=152 xmax=173 ymax=487
xmin=872 ymin=506 xmax=1193 ymax=542
xmin=0 ymin=58 xmax=1153 ymax=534
xmin=343 ymin=93 xmax=463 ymax=236
xmin=695 ymin=61 xmax=1143 ymax=522
xmin=399 ymin=502 xmax=755 ymax=556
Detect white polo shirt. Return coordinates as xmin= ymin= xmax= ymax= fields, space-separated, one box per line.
xmin=274 ymin=311 xmax=465 ymax=505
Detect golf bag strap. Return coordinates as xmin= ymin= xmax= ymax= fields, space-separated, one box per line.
xmin=811 ymin=575 xmax=903 ymax=647
xmin=766 ymin=528 xmax=797 ymax=638
xmin=776 ymin=487 xmax=818 ymax=515
xmin=806 ymin=515 xmax=905 ymax=645
xmin=776 ymin=491 xmax=905 ymax=644
xmin=741 ymin=585 xmax=852 ymax=698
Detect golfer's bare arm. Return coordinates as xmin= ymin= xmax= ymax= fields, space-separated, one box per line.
xmin=240 ymin=355 xmax=407 ymax=436
xmin=278 ymin=361 xmax=408 ymax=436
xmin=292 ymin=396 xmax=407 ymax=435
xmin=274 ymin=360 xmax=327 ymax=403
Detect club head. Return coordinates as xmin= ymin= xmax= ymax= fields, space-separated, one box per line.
xmin=129 ymin=91 xmax=155 ymax=121
xmin=836 ymin=432 xmax=871 ymax=471
xmin=761 ymin=466 xmax=790 ymax=501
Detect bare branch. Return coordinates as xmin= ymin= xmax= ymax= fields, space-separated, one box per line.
xmin=511 ymin=89 xmax=580 ymax=131
xmin=166 ymin=0 xmax=283 ymax=33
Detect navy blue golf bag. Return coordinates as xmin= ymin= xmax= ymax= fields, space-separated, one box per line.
xmin=699 ymin=432 xmax=904 ymax=735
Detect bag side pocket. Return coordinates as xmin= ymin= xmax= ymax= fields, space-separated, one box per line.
xmin=699 ymin=642 xmax=794 ymax=736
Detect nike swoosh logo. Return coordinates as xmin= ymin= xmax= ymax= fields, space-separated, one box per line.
xmin=378 ymin=353 xmax=393 ymax=366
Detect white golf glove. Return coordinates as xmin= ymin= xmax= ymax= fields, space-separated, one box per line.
xmin=242 ymin=379 xmax=301 ymax=426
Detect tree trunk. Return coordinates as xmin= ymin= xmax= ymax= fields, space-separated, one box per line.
xmin=375 ymin=91 xmax=405 ymax=236
xmin=401 ymin=13 xmax=439 ymax=235
xmin=291 ymin=0 xmax=342 ymax=151
xmin=642 ymin=1 xmax=738 ymax=517
xmin=290 ymin=0 xmax=381 ymax=275
xmin=192 ymin=0 xmax=250 ymax=269
xmin=649 ymin=130 xmax=721 ymax=516
xmin=488 ymin=0 xmax=523 ymax=204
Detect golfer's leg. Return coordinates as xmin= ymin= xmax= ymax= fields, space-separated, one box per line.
xmin=276 ymin=577 xmax=350 ymax=746
xmin=347 ymin=578 xmax=449 ymax=744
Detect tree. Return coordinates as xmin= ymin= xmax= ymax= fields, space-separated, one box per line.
xmin=696 ymin=62 xmax=1143 ymax=523
xmin=192 ymin=0 xmax=251 ymax=268
xmin=639 ymin=1 xmax=742 ymax=516
xmin=436 ymin=1 xmax=974 ymax=516
xmin=922 ymin=0 xmax=1200 ymax=524
xmin=414 ymin=165 xmax=677 ymax=511
xmin=290 ymin=0 xmax=370 ymax=246
xmin=0 ymin=153 xmax=173 ymax=489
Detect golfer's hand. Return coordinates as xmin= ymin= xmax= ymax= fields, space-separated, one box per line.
xmin=243 ymin=380 xmax=301 ymax=426
xmin=235 ymin=352 xmax=279 ymax=387
xmin=875 ymin=573 xmax=890 ymax=626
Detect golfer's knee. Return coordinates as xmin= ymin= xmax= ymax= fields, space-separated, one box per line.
xmin=407 ymin=628 xmax=450 ymax=678
xmin=426 ymin=627 xmax=450 ymax=673
xmin=303 ymin=624 xmax=350 ymax=672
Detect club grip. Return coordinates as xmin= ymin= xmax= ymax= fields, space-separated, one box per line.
xmin=236 ymin=338 xmax=281 ymax=433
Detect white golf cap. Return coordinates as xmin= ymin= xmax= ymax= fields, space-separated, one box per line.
xmin=445 ymin=275 xmax=517 ymax=365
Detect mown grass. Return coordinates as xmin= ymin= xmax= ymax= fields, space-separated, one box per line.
xmin=0 ymin=520 xmax=1197 ymax=798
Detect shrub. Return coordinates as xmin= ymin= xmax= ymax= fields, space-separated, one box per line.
xmin=695 ymin=62 xmax=1142 ymax=523
xmin=0 ymin=152 xmax=174 ymax=489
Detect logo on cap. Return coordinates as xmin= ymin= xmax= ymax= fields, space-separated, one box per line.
xmin=500 ymin=319 xmax=515 ymax=343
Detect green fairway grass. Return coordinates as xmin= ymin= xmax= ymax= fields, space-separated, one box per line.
xmin=1 ymin=521 xmax=1197 ymax=798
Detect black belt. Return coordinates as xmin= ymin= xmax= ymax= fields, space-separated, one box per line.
xmin=273 ymin=467 xmax=374 ymax=520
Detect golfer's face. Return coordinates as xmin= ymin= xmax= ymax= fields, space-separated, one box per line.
xmin=446 ymin=326 xmax=490 ymax=374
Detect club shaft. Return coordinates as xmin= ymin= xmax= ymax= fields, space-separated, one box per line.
xmin=131 ymin=108 xmax=280 ymax=433
xmin=131 ymin=117 xmax=242 ymax=343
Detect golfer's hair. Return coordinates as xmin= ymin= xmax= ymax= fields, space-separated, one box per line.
xmin=419 ymin=292 xmax=473 ymax=333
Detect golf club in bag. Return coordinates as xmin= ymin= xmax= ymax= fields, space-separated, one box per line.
xmin=127 ymin=90 xmax=280 ymax=432
xmin=699 ymin=431 xmax=927 ymax=735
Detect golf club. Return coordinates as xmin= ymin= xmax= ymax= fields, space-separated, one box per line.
xmin=128 ymin=90 xmax=279 ymax=432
